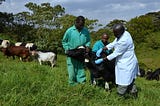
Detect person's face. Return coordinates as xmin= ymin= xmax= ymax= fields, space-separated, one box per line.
xmin=113 ymin=29 xmax=124 ymax=38
xmin=113 ymin=29 xmax=121 ymax=38
xmin=75 ymin=20 xmax=84 ymax=31
xmin=101 ymin=34 xmax=109 ymax=44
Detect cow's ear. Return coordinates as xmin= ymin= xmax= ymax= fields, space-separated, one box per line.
xmin=78 ymin=46 xmax=85 ymax=49
xmin=85 ymin=58 xmax=89 ymax=63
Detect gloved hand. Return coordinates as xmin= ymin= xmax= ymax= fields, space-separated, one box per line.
xmin=96 ymin=48 xmax=103 ymax=57
xmin=95 ymin=58 xmax=103 ymax=64
xmin=65 ymin=50 xmax=69 ymax=55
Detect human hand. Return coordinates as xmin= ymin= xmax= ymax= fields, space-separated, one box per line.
xmin=65 ymin=50 xmax=69 ymax=55
xmin=103 ymin=57 xmax=108 ymax=61
xmin=103 ymin=47 xmax=107 ymax=50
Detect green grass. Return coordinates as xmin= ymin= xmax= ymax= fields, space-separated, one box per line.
xmin=136 ymin=44 xmax=160 ymax=70
xmin=0 ymin=51 xmax=160 ymax=106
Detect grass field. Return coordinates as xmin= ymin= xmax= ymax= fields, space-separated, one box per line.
xmin=0 ymin=50 xmax=160 ymax=106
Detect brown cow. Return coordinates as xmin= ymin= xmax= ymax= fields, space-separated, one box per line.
xmin=15 ymin=42 xmax=37 ymax=51
xmin=1 ymin=46 xmax=31 ymax=61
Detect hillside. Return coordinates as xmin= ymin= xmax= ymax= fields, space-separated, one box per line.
xmin=0 ymin=9 xmax=160 ymax=105
xmin=0 ymin=52 xmax=159 ymax=106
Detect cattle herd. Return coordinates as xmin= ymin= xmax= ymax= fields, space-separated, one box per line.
xmin=0 ymin=39 xmax=159 ymax=90
xmin=0 ymin=39 xmax=57 ymax=67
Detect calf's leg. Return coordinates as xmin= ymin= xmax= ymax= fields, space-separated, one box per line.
xmin=105 ymin=82 xmax=110 ymax=90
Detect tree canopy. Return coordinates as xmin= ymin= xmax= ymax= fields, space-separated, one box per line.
xmin=1 ymin=2 xmax=160 ymax=53
xmin=0 ymin=0 xmax=5 ymax=4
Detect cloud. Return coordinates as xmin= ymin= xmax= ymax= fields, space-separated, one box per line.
xmin=0 ymin=0 xmax=160 ymax=26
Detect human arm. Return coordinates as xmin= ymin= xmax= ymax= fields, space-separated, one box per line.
xmin=97 ymin=39 xmax=116 ymax=55
xmin=62 ymin=30 xmax=70 ymax=53
xmin=107 ymin=37 xmax=128 ymax=61
xmin=103 ymin=38 xmax=117 ymax=51
xmin=84 ymin=28 xmax=91 ymax=52
xmin=95 ymin=57 xmax=108 ymax=64
xmin=84 ymin=29 xmax=91 ymax=47
xmin=96 ymin=48 xmax=103 ymax=57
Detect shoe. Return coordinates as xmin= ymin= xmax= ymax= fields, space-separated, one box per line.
xmin=130 ymin=92 xmax=138 ymax=99
xmin=117 ymin=93 xmax=125 ymax=97
xmin=117 ymin=93 xmax=131 ymax=99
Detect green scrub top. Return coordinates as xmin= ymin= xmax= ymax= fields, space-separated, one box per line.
xmin=92 ymin=40 xmax=112 ymax=55
xmin=62 ymin=25 xmax=90 ymax=51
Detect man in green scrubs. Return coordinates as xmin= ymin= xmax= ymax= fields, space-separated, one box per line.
xmin=62 ymin=16 xmax=91 ymax=86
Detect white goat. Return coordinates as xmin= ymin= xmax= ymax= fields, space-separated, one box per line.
xmin=32 ymin=51 xmax=57 ymax=67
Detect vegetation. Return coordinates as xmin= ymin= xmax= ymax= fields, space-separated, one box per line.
xmin=0 ymin=0 xmax=5 ymax=4
xmin=0 ymin=51 xmax=160 ymax=106
xmin=0 ymin=2 xmax=160 ymax=53
xmin=0 ymin=2 xmax=160 ymax=105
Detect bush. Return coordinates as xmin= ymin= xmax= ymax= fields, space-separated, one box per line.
xmin=146 ymin=32 xmax=160 ymax=49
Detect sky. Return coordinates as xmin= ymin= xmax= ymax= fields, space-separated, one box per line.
xmin=0 ymin=0 xmax=160 ymax=26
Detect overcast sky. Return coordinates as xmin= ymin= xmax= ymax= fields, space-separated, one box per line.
xmin=0 ymin=0 xmax=160 ymax=26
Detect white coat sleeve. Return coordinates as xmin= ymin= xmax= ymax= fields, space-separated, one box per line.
xmin=106 ymin=38 xmax=116 ymax=50
xmin=107 ymin=38 xmax=128 ymax=61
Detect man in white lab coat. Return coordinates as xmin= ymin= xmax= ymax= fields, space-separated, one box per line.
xmin=96 ymin=23 xmax=139 ymax=98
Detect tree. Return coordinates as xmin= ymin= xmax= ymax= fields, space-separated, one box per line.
xmin=24 ymin=2 xmax=65 ymax=28
xmin=54 ymin=14 xmax=100 ymax=52
xmin=57 ymin=14 xmax=100 ymax=34
xmin=104 ymin=19 xmax=127 ymax=29
xmin=0 ymin=12 xmax=14 ymax=33
xmin=90 ymin=28 xmax=113 ymax=46
xmin=146 ymin=11 xmax=160 ymax=31
xmin=126 ymin=15 xmax=154 ymax=43
xmin=14 ymin=2 xmax=66 ymax=51
xmin=0 ymin=0 xmax=5 ymax=5
xmin=146 ymin=32 xmax=160 ymax=49
xmin=4 ymin=2 xmax=101 ymax=53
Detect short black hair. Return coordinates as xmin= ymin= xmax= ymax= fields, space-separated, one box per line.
xmin=75 ymin=16 xmax=85 ymax=23
xmin=112 ymin=23 xmax=125 ymax=38
xmin=113 ymin=23 xmax=125 ymax=31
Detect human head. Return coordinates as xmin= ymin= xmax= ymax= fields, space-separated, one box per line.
xmin=101 ymin=33 xmax=109 ymax=45
xmin=75 ymin=16 xmax=85 ymax=31
xmin=113 ymin=23 xmax=125 ymax=38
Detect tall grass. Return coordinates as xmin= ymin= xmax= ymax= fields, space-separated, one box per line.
xmin=136 ymin=43 xmax=160 ymax=70
xmin=0 ymin=52 xmax=160 ymax=106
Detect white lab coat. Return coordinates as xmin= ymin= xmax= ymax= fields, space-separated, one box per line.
xmin=106 ymin=31 xmax=139 ymax=86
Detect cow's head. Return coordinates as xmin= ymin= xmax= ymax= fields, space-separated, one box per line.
xmin=0 ymin=40 xmax=10 ymax=48
xmin=84 ymin=50 xmax=107 ymax=63
xmin=146 ymin=68 xmax=160 ymax=81
xmin=66 ymin=46 xmax=91 ymax=62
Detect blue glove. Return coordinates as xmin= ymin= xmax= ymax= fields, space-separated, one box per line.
xmin=95 ymin=58 xmax=103 ymax=64
xmin=96 ymin=48 xmax=103 ymax=57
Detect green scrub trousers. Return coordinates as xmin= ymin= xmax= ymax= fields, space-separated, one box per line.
xmin=67 ymin=57 xmax=86 ymax=86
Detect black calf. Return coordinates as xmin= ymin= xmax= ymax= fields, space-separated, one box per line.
xmin=146 ymin=68 xmax=160 ymax=81
xmin=65 ymin=46 xmax=116 ymax=90
xmin=139 ymin=68 xmax=145 ymax=77
xmin=85 ymin=51 xmax=115 ymax=90
xmin=65 ymin=46 xmax=86 ymax=62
